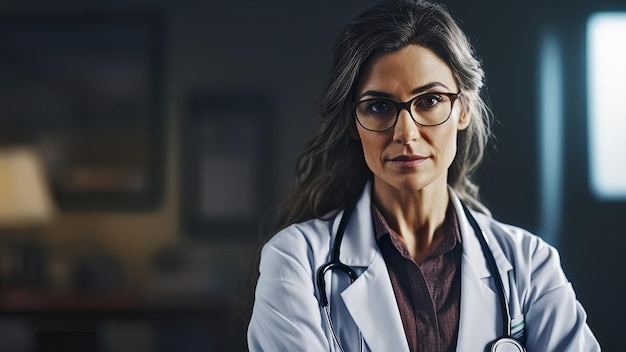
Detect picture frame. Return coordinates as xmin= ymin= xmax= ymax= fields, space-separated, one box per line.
xmin=181 ymin=92 xmax=274 ymax=238
xmin=0 ymin=12 xmax=164 ymax=211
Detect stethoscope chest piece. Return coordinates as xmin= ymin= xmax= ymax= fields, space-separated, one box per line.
xmin=488 ymin=337 xmax=526 ymax=352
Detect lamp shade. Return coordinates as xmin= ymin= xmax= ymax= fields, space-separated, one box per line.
xmin=0 ymin=147 xmax=54 ymax=227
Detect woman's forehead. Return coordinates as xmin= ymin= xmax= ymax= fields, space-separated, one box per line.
xmin=355 ymin=45 xmax=457 ymax=98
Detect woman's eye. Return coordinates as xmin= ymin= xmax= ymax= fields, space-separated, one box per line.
xmin=366 ymin=100 xmax=393 ymax=113
xmin=415 ymin=94 xmax=443 ymax=109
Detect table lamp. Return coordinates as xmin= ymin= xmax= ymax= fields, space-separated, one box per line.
xmin=0 ymin=146 xmax=55 ymax=287
xmin=0 ymin=146 xmax=54 ymax=228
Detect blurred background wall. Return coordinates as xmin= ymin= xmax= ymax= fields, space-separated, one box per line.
xmin=0 ymin=0 xmax=623 ymax=351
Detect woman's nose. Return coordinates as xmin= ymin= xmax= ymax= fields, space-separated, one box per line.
xmin=393 ymin=109 xmax=420 ymax=144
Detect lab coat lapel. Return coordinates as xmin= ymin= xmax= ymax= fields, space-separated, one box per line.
xmin=340 ymin=251 xmax=409 ymax=352
xmin=335 ymin=183 xmax=410 ymax=352
xmin=449 ymin=190 xmax=513 ymax=348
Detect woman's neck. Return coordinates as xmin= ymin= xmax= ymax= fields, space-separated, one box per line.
xmin=372 ymin=178 xmax=450 ymax=263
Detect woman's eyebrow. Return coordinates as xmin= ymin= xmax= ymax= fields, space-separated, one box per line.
xmin=357 ymin=90 xmax=394 ymax=99
xmin=410 ymin=82 xmax=450 ymax=94
xmin=357 ymin=82 xmax=451 ymax=100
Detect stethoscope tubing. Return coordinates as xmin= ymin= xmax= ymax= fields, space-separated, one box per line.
xmin=460 ymin=202 xmax=512 ymax=337
xmin=316 ymin=202 xmax=358 ymax=307
xmin=316 ymin=199 xmax=525 ymax=352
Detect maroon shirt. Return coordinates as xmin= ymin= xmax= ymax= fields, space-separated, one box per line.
xmin=373 ymin=204 xmax=462 ymax=352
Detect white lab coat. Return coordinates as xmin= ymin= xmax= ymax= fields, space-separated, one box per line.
xmin=248 ymin=184 xmax=600 ymax=351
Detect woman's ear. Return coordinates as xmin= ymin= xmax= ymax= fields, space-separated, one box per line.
xmin=457 ymin=101 xmax=471 ymax=131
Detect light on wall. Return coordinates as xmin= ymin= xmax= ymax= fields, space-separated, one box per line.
xmin=538 ymin=29 xmax=563 ymax=246
xmin=587 ymin=13 xmax=626 ymax=200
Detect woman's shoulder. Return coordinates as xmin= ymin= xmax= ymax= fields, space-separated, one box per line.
xmin=472 ymin=211 xmax=561 ymax=266
xmin=472 ymin=212 xmax=577 ymax=321
xmin=266 ymin=215 xmax=335 ymax=249
xmin=259 ymin=215 xmax=337 ymax=276
xmin=472 ymin=212 xmax=570 ymax=295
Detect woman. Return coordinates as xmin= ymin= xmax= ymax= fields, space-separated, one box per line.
xmin=248 ymin=0 xmax=600 ymax=351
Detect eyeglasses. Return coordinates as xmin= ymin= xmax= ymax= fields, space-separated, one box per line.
xmin=354 ymin=91 xmax=461 ymax=132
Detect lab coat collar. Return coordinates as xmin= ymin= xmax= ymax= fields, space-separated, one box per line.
xmin=334 ymin=183 xmax=514 ymax=275
xmin=449 ymin=188 xmax=514 ymax=347
xmin=448 ymin=188 xmax=514 ymax=278
xmin=334 ymin=181 xmax=378 ymax=268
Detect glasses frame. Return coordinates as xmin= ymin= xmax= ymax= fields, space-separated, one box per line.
xmin=354 ymin=91 xmax=462 ymax=132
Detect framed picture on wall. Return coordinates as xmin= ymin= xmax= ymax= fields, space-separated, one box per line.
xmin=181 ymin=92 xmax=274 ymax=238
xmin=0 ymin=12 xmax=164 ymax=211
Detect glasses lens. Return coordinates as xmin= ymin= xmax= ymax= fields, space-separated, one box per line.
xmin=410 ymin=93 xmax=453 ymax=126
xmin=356 ymin=99 xmax=397 ymax=131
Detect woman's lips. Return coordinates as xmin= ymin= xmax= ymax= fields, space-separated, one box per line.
xmin=388 ymin=155 xmax=428 ymax=168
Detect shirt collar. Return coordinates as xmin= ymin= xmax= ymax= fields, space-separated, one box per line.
xmin=371 ymin=201 xmax=462 ymax=259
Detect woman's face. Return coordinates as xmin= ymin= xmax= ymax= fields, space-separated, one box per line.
xmin=354 ymin=44 xmax=470 ymax=196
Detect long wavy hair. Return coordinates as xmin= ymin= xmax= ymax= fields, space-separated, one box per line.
xmin=275 ymin=0 xmax=491 ymax=231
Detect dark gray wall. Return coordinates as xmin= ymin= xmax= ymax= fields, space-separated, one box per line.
xmin=446 ymin=1 xmax=626 ymax=350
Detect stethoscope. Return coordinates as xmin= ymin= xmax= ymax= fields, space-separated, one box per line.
xmin=316 ymin=200 xmax=526 ymax=352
